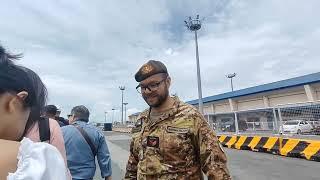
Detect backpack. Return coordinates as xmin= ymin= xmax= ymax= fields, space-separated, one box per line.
xmin=38 ymin=117 xmax=51 ymax=142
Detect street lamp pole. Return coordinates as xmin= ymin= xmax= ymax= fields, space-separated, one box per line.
xmin=119 ymin=86 xmax=125 ymax=125
xmin=112 ymin=108 xmax=115 ymax=125
xmin=226 ymin=73 xmax=237 ymax=92
xmin=185 ymin=15 xmax=204 ymax=114
xmin=123 ymin=103 xmax=128 ymax=124
xmin=104 ymin=111 xmax=107 ymax=123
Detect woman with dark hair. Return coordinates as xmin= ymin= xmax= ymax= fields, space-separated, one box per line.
xmin=23 ymin=68 xmax=69 ymax=168
xmin=0 ymin=45 xmax=68 ymax=180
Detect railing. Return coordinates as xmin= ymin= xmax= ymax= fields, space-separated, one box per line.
xmin=206 ymin=101 xmax=320 ymax=135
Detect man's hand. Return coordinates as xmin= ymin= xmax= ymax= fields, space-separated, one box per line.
xmin=105 ymin=176 xmax=112 ymax=180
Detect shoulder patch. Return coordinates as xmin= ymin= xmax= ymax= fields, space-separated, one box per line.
xmin=147 ymin=136 xmax=159 ymax=148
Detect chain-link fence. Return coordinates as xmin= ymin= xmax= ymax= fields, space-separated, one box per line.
xmin=278 ymin=102 xmax=320 ymax=135
xmin=206 ymin=101 xmax=320 ymax=135
xmin=237 ymin=108 xmax=276 ymax=134
xmin=206 ymin=113 xmax=236 ymax=133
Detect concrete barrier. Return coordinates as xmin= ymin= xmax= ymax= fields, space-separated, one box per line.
xmin=218 ymin=135 xmax=320 ymax=162
xmin=110 ymin=129 xmax=320 ymax=161
xmin=112 ymin=127 xmax=132 ymax=133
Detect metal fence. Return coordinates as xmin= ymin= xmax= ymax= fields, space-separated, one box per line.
xmin=205 ymin=101 xmax=320 ymax=135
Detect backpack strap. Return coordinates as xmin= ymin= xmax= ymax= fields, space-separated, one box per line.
xmin=73 ymin=125 xmax=97 ymax=156
xmin=39 ymin=117 xmax=51 ymax=142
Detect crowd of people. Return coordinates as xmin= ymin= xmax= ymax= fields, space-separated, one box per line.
xmin=1 ymin=43 xmax=231 ymax=180
xmin=0 ymin=44 xmax=111 ymax=180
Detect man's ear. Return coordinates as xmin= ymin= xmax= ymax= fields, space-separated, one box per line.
xmin=166 ymin=76 xmax=171 ymax=87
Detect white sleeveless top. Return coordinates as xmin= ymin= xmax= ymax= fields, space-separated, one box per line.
xmin=7 ymin=138 xmax=68 ymax=180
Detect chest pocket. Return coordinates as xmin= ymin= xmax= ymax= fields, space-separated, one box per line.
xmin=164 ymin=126 xmax=192 ymax=149
xmin=163 ymin=126 xmax=194 ymax=167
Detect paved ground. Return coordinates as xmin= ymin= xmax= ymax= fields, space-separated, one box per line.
xmin=95 ymin=131 xmax=320 ymax=180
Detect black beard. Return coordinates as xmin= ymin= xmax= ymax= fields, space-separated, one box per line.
xmin=143 ymin=89 xmax=169 ymax=108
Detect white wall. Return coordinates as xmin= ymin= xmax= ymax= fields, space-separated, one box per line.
xmin=214 ymin=103 xmax=231 ymax=114
xmin=237 ymin=98 xmax=264 ymax=111
xmin=268 ymin=91 xmax=307 ymax=106
xmin=203 ymin=106 xmax=212 ymax=114
xmin=196 ymin=83 xmax=320 ymax=114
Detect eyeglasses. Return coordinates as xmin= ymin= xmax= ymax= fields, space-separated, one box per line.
xmin=67 ymin=114 xmax=73 ymax=118
xmin=136 ymin=79 xmax=166 ymax=94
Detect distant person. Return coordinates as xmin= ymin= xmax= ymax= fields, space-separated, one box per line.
xmin=125 ymin=60 xmax=231 ymax=179
xmin=62 ymin=105 xmax=112 ymax=180
xmin=44 ymin=105 xmax=67 ymax=127
xmin=56 ymin=108 xmax=69 ymax=126
xmin=44 ymin=105 xmax=58 ymax=119
xmin=0 ymin=44 xmax=68 ymax=179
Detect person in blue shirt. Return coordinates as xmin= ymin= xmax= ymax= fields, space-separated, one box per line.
xmin=62 ymin=105 xmax=112 ymax=180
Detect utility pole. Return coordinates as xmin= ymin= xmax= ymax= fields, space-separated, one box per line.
xmin=111 ymin=108 xmax=115 ymax=125
xmin=123 ymin=102 xmax=128 ymax=124
xmin=119 ymin=86 xmax=125 ymax=124
xmin=226 ymin=73 xmax=237 ymax=92
xmin=185 ymin=15 xmax=204 ymax=114
xmin=104 ymin=111 xmax=107 ymax=123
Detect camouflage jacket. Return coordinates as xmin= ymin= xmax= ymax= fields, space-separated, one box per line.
xmin=124 ymin=97 xmax=231 ymax=180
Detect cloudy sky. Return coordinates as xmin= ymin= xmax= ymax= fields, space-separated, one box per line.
xmin=1 ymin=0 xmax=319 ymax=122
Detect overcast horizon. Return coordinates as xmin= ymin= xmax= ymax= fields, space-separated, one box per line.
xmin=1 ymin=0 xmax=319 ymax=122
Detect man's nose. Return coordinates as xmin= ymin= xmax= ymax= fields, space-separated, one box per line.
xmin=143 ymin=87 xmax=152 ymax=94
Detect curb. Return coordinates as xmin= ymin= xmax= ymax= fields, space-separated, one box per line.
xmin=218 ymin=135 xmax=320 ymax=162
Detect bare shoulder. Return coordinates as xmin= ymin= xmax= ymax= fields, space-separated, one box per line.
xmin=49 ymin=118 xmax=60 ymax=128
xmin=48 ymin=118 xmax=62 ymax=133
xmin=0 ymin=139 xmax=19 ymax=179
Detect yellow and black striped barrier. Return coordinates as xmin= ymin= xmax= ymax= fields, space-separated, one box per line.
xmin=218 ymin=135 xmax=320 ymax=162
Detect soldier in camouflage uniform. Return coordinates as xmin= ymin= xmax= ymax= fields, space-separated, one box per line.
xmin=125 ymin=60 xmax=231 ymax=180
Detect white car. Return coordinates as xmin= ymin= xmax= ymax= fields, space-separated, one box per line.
xmin=282 ymin=120 xmax=313 ymax=134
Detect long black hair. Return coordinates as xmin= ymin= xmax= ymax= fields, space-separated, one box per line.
xmin=23 ymin=68 xmax=48 ymax=135
xmin=0 ymin=44 xmax=48 ymax=138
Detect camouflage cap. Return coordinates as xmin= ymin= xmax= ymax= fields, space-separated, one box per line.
xmin=135 ymin=60 xmax=168 ymax=82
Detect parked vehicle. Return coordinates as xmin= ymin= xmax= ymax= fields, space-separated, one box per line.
xmin=281 ymin=120 xmax=313 ymax=134
xmin=220 ymin=121 xmax=235 ymax=132
xmin=308 ymin=120 xmax=320 ymax=135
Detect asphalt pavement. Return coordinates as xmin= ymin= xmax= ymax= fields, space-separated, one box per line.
xmin=95 ymin=131 xmax=320 ymax=180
